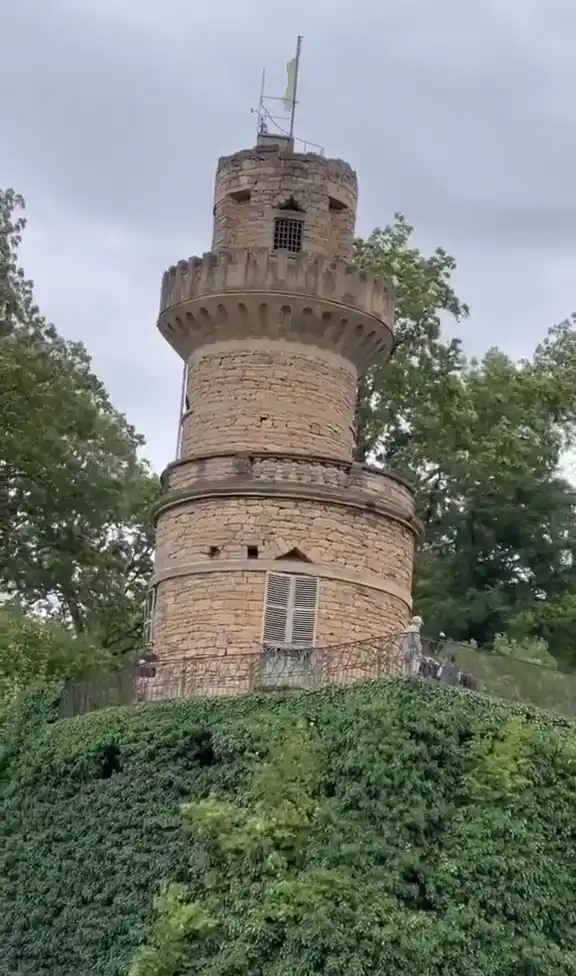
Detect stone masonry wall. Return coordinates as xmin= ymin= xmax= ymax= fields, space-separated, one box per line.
xmin=153 ymin=572 xmax=265 ymax=657
xmin=181 ymin=345 xmax=357 ymax=460
xmin=212 ymin=150 xmax=357 ymax=260
xmin=154 ymin=497 xmax=414 ymax=588
xmin=152 ymin=571 xmax=408 ymax=660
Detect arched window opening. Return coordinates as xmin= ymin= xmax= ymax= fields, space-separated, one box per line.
xmin=142 ymin=588 xmax=157 ymax=647
xmin=274 ymin=195 xmax=305 ymax=253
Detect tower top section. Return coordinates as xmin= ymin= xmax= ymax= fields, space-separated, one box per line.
xmin=212 ymin=147 xmax=358 ymax=262
xmin=158 ymin=35 xmax=395 ymax=378
xmin=211 ymin=37 xmax=357 ymax=260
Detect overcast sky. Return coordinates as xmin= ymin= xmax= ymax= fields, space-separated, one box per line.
xmin=2 ymin=0 xmax=576 ymax=473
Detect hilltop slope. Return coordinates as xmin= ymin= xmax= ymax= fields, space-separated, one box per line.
xmin=2 ymin=680 xmax=576 ymax=975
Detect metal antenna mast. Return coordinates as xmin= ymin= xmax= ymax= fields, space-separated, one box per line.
xmin=250 ymin=35 xmax=324 ymax=155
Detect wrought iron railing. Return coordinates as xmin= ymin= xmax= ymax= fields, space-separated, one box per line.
xmin=57 ymin=633 xmax=576 ymax=720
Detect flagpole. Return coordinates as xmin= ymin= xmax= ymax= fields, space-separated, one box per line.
xmin=288 ymin=35 xmax=303 ymax=142
xmin=256 ymin=68 xmax=266 ymax=138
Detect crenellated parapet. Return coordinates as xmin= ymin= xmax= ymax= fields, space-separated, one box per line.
xmin=160 ymin=248 xmax=392 ymax=318
xmin=158 ymin=248 xmax=395 ymax=373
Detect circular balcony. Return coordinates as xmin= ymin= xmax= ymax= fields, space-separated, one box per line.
xmin=158 ymin=248 xmax=394 ymax=374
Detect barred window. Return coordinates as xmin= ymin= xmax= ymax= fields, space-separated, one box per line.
xmin=262 ymin=572 xmax=319 ymax=647
xmin=273 ymin=216 xmax=303 ymax=253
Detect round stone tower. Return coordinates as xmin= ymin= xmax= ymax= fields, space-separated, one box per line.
xmin=149 ymin=139 xmax=422 ymax=692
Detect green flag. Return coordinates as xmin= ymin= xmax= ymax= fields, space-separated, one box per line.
xmin=283 ymin=57 xmax=297 ymax=113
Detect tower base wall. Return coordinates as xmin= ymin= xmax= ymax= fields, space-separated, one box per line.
xmin=151 ymin=487 xmax=419 ymax=671
xmin=152 ymin=567 xmax=410 ymax=660
xmin=153 ymin=494 xmax=416 ymax=595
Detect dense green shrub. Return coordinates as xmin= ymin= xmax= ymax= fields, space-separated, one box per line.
xmin=2 ymin=681 xmax=576 ymax=975
xmin=0 ymin=607 xmax=114 ymax=710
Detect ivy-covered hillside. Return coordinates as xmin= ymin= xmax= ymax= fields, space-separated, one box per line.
xmin=2 ymin=680 xmax=576 ymax=975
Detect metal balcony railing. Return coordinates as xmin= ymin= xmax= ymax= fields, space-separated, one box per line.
xmin=57 ymin=633 xmax=576 ymax=721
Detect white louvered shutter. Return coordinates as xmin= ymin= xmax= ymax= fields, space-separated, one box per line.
xmin=263 ymin=573 xmax=291 ymax=645
xmin=288 ymin=575 xmax=319 ymax=647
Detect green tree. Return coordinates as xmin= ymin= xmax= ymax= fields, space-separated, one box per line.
xmin=508 ymin=592 xmax=576 ymax=668
xmin=353 ymin=214 xmax=469 ymax=465
xmin=353 ymin=217 xmax=576 ymax=652
xmin=0 ymin=605 xmax=113 ymax=709
xmin=413 ymin=346 xmax=576 ymax=647
xmin=0 ymin=189 xmax=160 ymax=654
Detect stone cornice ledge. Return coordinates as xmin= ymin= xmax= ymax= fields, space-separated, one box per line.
xmin=151 ymin=558 xmax=413 ymax=610
xmin=151 ymin=480 xmax=424 ymax=542
xmin=162 ymin=450 xmax=416 ymax=495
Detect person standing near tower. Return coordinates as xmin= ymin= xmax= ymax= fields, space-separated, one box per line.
xmin=402 ymin=615 xmax=424 ymax=677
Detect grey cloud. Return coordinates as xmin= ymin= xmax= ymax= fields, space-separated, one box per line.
xmin=2 ymin=0 xmax=576 ymax=469
xmin=4 ymin=0 xmax=575 ymax=239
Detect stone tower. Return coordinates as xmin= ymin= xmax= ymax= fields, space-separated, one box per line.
xmin=149 ymin=134 xmax=421 ymax=689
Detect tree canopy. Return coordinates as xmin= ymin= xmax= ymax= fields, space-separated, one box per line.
xmin=354 ymin=217 xmax=576 ymax=657
xmin=0 ymin=606 xmax=114 ymax=711
xmin=0 ymin=189 xmax=159 ymax=663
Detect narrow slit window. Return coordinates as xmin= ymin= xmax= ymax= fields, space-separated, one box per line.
xmin=228 ymin=188 xmax=251 ymax=203
xmin=329 ymin=196 xmax=347 ymax=211
xmin=273 ymin=217 xmax=303 ymax=253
